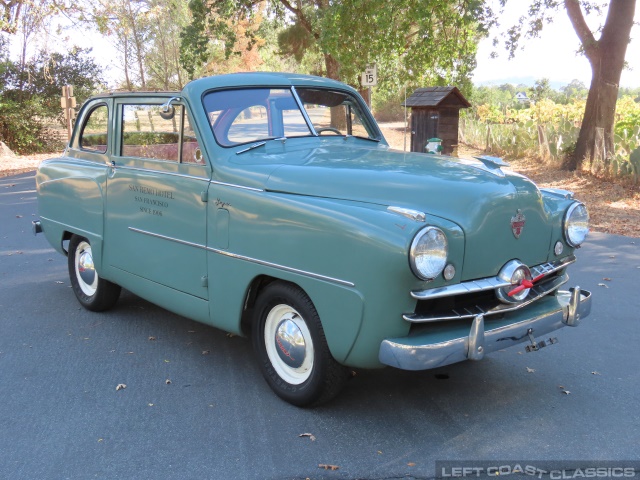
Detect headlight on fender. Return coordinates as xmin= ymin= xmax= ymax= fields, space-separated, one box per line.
xmin=564 ymin=202 xmax=589 ymax=247
xmin=410 ymin=226 xmax=448 ymax=280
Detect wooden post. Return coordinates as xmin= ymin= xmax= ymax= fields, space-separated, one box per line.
xmin=60 ymin=86 xmax=76 ymax=141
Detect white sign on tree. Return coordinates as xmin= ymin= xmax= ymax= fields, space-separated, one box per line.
xmin=361 ymin=64 xmax=377 ymax=86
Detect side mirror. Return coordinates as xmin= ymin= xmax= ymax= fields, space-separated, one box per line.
xmin=159 ymin=105 xmax=175 ymax=120
xmin=159 ymin=96 xmax=181 ymax=120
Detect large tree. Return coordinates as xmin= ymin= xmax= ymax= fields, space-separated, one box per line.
xmin=502 ymin=0 xmax=637 ymax=171
xmin=181 ymin=0 xmax=493 ymax=92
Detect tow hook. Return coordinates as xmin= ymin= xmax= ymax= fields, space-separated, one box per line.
xmin=525 ymin=328 xmax=558 ymax=353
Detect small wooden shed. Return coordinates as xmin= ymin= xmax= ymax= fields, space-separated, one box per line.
xmin=402 ymin=87 xmax=471 ymax=155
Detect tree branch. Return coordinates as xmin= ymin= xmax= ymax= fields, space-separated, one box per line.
xmin=564 ymin=0 xmax=598 ymax=61
xmin=277 ymin=0 xmax=319 ymax=39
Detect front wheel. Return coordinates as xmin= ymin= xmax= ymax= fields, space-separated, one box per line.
xmin=68 ymin=235 xmax=121 ymax=312
xmin=252 ymin=281 xmax=349 ymax=407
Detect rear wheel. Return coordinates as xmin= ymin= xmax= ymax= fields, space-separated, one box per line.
xmin=68 ymin=235 xmax=121 ymax=311
xmin=252 ymin=281 xmax=349 ymax=407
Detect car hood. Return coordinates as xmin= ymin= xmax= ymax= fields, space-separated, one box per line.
xmin=236 ymin=143 xmax=554 ymax=278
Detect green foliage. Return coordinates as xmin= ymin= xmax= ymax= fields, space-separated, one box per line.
xmin=181 ymin=0 xmax=492 ymax=93
xmin=0 ymin=47 xmax=105 ymax=153
xmin=461 ymin=93 xmax=640 ymax=175
xmin=611 ymin=148 xmax=640 ymax=183
xmin=0 ymin=97 xmax=60 ymax=154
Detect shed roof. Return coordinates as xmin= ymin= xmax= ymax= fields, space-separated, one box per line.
xmin=402 ymin=86 xmax=471 ymax=108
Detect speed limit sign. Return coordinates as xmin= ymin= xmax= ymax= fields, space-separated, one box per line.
xmin=361 ymin=64 xmax=377 ymax=86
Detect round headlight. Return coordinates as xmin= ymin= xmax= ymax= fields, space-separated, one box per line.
xmin=564 ymin=202 xmax=589 ymax=247
xmin=410 ymin=227 xmax=448 ymax=280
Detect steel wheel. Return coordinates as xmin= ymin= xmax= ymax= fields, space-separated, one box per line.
xmin=264 ymin=304 xmax=314 ymax=385
xmin=252 ymin=281 xmax=349 ymax=407
xmin=68 ymin=235 xmax=121 ymax=312
xmin=74 ymin=240 xmax=98 ymax=296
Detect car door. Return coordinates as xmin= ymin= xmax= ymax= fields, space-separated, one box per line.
xmin=104 ymin=98 xmax=210 ymax=301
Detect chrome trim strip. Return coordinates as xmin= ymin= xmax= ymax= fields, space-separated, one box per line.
xmin=205 ymin=246 xmax=355 ymax=288
xmin=404 ymin=274 xmax=569 ymax=323
xmin=115 ymin=164 xmax=209 ymax=182
xmin=128 ymin=227 xmax=206 ymax=249
xmin=380 ymin=288 xmax=592 ymax=371
xmin=387 ymin=206 xmax=426 ymax=223
xmin=128 ymin=228 xmax=354 ymax=288
xmin=411 ymin=256 xmax=576 ymax=301
xmin=541 ymin=188 xmax=574 ymax=200
xmin=209 ymin=180 xmax=264 ymax=192
xmin=291 ymin=86 xmax=318 ymax=136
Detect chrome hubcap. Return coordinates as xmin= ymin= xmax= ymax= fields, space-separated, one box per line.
xmin=75 ymin=241 xmax=98 ymax=296
xmin=275 ymin=318 xmax=306 ymax=369
xmin=264 ymin=304 xmax=313 ymax=385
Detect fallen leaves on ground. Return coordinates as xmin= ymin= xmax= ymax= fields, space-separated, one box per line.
xmin=299 ymin=433 xmax=316 ymax=441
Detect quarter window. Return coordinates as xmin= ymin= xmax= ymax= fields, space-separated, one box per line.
xmin=79 ymin=105 xmax=108 ymax=153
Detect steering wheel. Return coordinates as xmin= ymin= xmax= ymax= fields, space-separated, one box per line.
xmin=316 ymin=127 xmax=342 ymax=135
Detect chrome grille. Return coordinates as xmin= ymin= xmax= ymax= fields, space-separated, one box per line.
xmin=404 ymin=257 xmax=575 ymax=323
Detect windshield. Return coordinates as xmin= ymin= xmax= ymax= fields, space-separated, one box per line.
xmin=202 ymin=86 xmax=379 ymax=147
xmin=203 ymin=88 xmax=312 ymax=147
xmin=296 ymin=88 xmax=377 ymax=139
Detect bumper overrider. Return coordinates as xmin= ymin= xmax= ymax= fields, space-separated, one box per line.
xmin=379 ymin=287 xmax=591 ymax=371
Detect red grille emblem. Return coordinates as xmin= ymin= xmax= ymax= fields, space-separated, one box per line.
xmin=511 ymin=210 xmax=526 ymax=238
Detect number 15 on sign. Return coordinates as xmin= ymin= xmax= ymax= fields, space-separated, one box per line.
xmin=362 ymin=64 xmax=377 ymax=86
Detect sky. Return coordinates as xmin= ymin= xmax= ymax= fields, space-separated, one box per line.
xmin=472 ymin=1 xmax=640 ymax=88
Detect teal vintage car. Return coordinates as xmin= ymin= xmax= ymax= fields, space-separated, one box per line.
xmin=34 ymin=72 xmax=592 ymax=406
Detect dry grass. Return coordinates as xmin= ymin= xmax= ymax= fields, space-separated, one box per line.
xmin=2 ymin=124 xmax=638 ymax=237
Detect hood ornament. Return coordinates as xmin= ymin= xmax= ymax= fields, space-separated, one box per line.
xmin=511 ymin=210 xmax=526 ymax=238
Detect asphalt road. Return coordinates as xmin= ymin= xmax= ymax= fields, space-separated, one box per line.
xmin=1 ymin=172 xmax=639 ymax=480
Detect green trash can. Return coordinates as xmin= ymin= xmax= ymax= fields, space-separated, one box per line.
xmin=426 ymin=138 xmax=443 ymax=155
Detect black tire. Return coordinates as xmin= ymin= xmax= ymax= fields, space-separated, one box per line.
xmin=68 ymin=234 xmax=121 ymax=312
xmin=252 ymin=281 xmax=349 ymax=407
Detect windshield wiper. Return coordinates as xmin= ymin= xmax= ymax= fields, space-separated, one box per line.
xmin=236 ymin=137 xmax=288 ymax=155
xmin=236 ymin=141 xmax=267 ymax=155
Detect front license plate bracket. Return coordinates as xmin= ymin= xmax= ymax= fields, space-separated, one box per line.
xmin=524 ymin=328 xmax=558 ymax=352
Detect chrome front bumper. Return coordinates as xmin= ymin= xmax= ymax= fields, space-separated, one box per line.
xmin=379 ymin=287 xmax=591 ymax=371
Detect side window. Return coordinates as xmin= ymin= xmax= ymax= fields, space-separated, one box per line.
xmin=79 ymin=105 xmax=108 ymax=153
xmin=121 ymin=104 xmax=182 ymax=161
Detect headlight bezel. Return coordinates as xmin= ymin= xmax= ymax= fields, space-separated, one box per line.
xmin=563 ymin=202 xmax=589 ymax=248
xmin=409 ymin=226 xmax=448 ymax=281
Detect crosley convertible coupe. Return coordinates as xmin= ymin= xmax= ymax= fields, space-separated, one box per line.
xmin=34 ymin=73 xmax=592 ymax=406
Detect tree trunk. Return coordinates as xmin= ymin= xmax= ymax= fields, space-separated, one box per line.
xmin=563 ymin=0 xmax=636 ymax=171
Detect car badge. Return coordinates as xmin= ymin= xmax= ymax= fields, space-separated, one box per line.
xmin=511 ymin=210 xmax=526 ymax=239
